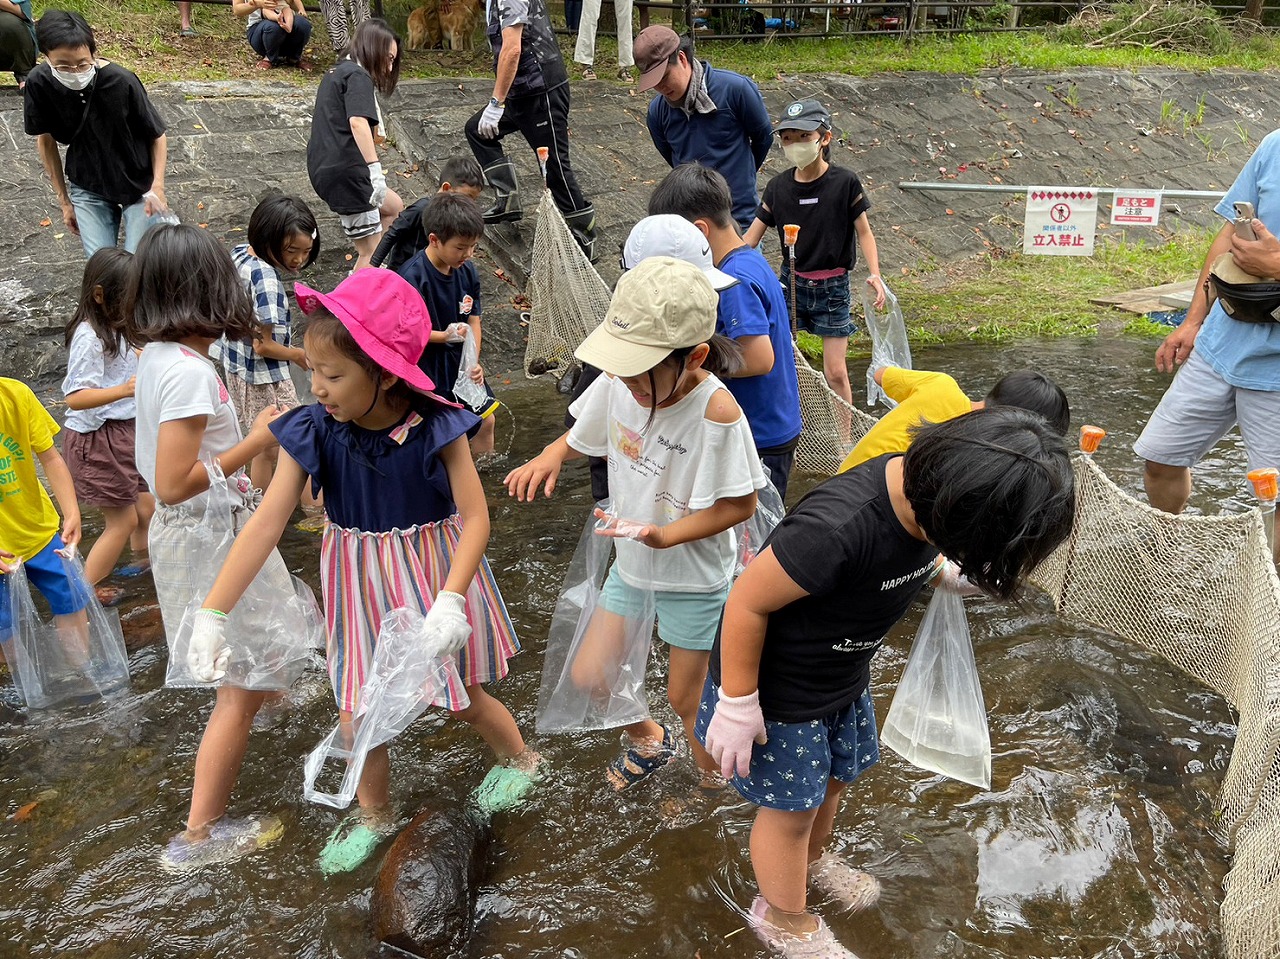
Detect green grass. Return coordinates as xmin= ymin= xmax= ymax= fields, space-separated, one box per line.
xmin=26 ymin=0 xmax=1280 ymax=86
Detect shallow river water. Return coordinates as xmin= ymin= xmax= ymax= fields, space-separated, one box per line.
xmin=0 ymin=336 xmax=1251 ymax=959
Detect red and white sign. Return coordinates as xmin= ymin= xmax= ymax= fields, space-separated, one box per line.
xmin=1023 ymin=187 xmax=1098 ymax=257
xmin=1110 ymin=190 xmax=1162 ymax=227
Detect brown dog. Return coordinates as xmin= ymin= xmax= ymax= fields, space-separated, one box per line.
xmin=406 ymin=0 xmax=442 ymax=50
xmin=438 ymin=0 xmax=481 ymax=51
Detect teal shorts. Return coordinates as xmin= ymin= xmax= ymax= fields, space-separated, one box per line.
xmin=597 ymin=564 xmax=729 ymax=652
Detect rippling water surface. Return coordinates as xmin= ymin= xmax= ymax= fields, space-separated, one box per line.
xmin=0 ymin=337 xmax=1246 ymax=958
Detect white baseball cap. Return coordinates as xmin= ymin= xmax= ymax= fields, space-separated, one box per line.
xmin=622 ymin=214 xmax=739 ymax=291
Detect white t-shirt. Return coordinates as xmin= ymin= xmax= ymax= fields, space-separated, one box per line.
xmin=568 ymin=372 xmax=766 ymax=593
xmin=61 ymin=324 xmax=137 ymax=433
xmin=135 ymin=341 xmax=251 ymax=511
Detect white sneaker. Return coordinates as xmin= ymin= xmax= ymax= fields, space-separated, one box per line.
xmin=808 ymin=852 xmax=882 ymax=912
xmin=747 ymin=896 xmax=862 ymax=958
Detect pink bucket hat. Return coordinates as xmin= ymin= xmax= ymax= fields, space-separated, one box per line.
xmin=294 ymin=270 xmax=458 ymax=406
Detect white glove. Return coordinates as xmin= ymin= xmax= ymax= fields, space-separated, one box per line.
xmin=367 ymin=161 xmax=388 ymax=208
xmin=423 ymin=591 xmax=471 ymax=657
xmin=444 ymin=322 xmax=469 ymax=344
xmin=478 ymin=101 xmax=504 ymax=139
xmin=703 ymin=688 xmax=767 ymax=779
xmin=935 ymin=559 xmax=986 ymax=597
xmin=188 ymin=608 xmax=231 ymax=683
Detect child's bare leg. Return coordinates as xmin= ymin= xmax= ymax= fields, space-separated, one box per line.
xmin=178 ymin=1 xmax=193 ymax=30
xmin=667 ymin=645 xmax=716 ymax=776
xmin=807 ymin=778 xmax=847 ymax=863
xmin=187 ymin=686 xmax=271 ymax=836
xmin=52 ymin=609 xmax=91 ymax=667
xmin=821 ymin=335 xmax=852 ymax=407
xmin=248 ymin=444 xmax=279 ymax=494
xmin=750 ymin=803 xmax=823 ymax=934
xmin=469 ymin=415 xmax=496 ymax=457
xmin=453 ymin=684 xmax=528 ymax=762
xmin=83 ymin=505 xmax=138 ymax=585
xmin=130 ymin=494 xmax=155 ymax=559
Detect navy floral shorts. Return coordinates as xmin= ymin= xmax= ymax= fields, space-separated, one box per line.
xmin=696 ymin=677 xmax=880 ymax=811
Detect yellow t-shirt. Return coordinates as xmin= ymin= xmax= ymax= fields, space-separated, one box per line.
xmin=839 ymin=368 xmax=973 ymax=472
xmin=0 ymin=378 xmax=62 ymax=561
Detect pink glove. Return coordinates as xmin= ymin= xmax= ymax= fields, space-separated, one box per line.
xmin=704 ymin=688 xmax=767 ymax=779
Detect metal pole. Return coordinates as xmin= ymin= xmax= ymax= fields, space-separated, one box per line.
xmin=898 ymin=181 xmax=1227 ymax=201
xmin=1248 ymin=468 xmax=1279 ymax=564
xmin=783 ymin=224 xmax=800 ymax=335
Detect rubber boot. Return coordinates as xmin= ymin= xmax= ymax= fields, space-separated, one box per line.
xmin=482 ymin=159 xmax=523 ymax=224
xmin=564 ymin=205 xmax=599 ymax=263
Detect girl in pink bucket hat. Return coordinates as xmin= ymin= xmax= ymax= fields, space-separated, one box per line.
xmin=194 ymin=268 xmax=537 ymax=872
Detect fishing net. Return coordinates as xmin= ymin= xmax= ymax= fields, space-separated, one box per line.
xmin=523 ymin=192 xmax=877 ymax=473
xmin=1029 ymin=453 xmax=1280 ymax=959
xmin=524 ymin=191 xmax=612 ymax=380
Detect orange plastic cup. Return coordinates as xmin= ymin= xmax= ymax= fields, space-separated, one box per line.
xmin=783 ymin=224 xmax=800 ymax=246
xmin=1079 ymin=425 xmax=1106 ymax=454
xmin=536 ymin=146 xmax=550 ymax=163
xmin=1248 ymin=467 xmax=1279 ymax=502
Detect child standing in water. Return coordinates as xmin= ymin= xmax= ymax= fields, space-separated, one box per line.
xmin=744 ymin=98 xmax=885 ymax=409
xmin=196 ymin=269 xmax=536 ymax=873
xmin=61 ymin=248 xmax=155 ymax=595
xmin=129 ymin=225 xmax=293 ymax=870
xmin=211 ymin=194 xmax=318 ymax=491
xmin=505 ymin=257 xmax=765 ymax=790
xmin=698 ymin=408 xmax=1076 ymax=957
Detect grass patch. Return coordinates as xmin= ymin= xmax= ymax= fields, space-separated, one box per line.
xmin=10 ymin=0 xmax=1280 ymax=87
xmin=793 ymin=228 xmax=1209 ymax=361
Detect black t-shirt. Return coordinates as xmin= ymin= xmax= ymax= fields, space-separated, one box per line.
xmin=307 ymin=59 xmax=379 ymax=215
xmin=709 ymin=454 xmax=939 ymax=723
xmin=371 ymin=196 xmax=431 ymax=270
xmin=396 ymin=251 xmax=483 ymax=405
xmin=23 ymin=62 xmax=166 ymax=206
xmin=757 ymin=164 xmax=870 ymax=275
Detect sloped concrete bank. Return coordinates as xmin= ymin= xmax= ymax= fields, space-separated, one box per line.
xmin=2 ymin=67 xmax=1275 ymax=382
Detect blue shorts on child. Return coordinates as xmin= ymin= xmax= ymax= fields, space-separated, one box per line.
xmin=598 ymin=564 xmax=729 ymax=652
xmin=695 ymin=677 xmax=880 ymax=811
xmin=0 ymin=535 xmax=85 ymax=632
xmin=782 ymin=272 xmax=856 ymax=340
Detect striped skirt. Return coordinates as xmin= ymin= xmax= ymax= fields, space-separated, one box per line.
xmin=320 ymin=516 xmax=519 ymax=713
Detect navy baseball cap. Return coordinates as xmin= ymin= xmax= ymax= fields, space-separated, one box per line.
xmin=774 ymin=99 xmax=831 ymax=133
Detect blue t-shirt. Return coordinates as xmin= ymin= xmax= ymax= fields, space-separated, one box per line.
xmin=717 ymin=246 xmax=803 ymax=449
xmin=271 ymin=401 xmax=479 ymax=531
xmin=646 ymin=63 xmax=773 ymax=230
xmin=1195 ymin=128 xmax=1280 ymax=391
xmin=396 ymin=251 xmax=483 ymax=399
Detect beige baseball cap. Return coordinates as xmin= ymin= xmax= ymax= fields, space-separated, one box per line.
xmin=575 ymin=256 xmax=718 ymax=377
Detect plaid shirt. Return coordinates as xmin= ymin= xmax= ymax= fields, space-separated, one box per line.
xmin=211 ymin=244 xmax=293 ymax=385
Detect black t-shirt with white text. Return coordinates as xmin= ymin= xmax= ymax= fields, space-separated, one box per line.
xmin=307 ymin=59 xmax=379 ymax=215
xmin=23 ymin=62 xmax=166 ymax=206
xmin=757 ymin=164 xmax=870 ymax=275
xmin=709 ymin=455 xmax=939 ymax=723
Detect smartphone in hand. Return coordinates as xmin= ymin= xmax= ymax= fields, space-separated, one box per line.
xmin=1234 ymin=201 xmax=1257 ymax=241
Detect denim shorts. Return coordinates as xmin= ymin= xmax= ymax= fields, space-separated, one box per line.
xmin=782 ymin=272 xmax=856 ymax=339
xmin=598 ymin=564 xmax=730 ymax=652
xmin=0 ymin=535 xmax=85 ymax=632
xmin=695 ymin=677 xmax=880 ymax=810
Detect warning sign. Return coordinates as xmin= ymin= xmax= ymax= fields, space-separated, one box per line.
xmin=1023 ymin=187 xmax=1099 ymax=257
xmin=1110 ymin=190 xmax=1162 ymax=226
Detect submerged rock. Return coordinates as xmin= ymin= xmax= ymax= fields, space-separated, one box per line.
xmin=370 ymin=806 xmax=492 ymax=958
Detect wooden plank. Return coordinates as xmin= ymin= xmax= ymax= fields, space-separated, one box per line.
xmin=1090 ymin=279 xmax=1198 ymax=315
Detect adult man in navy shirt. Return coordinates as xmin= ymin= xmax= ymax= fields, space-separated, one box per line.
xmin=635 ymin=26 xmax=772 ymax=232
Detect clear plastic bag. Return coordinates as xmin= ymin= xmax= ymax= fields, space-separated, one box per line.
xmin=862 ymin=280 xmax=912 ymax=410
xmin=164 ymin=455 xmax=321 ymax=691
xmin=452 ymin=330 xmax=491 ymax=412
xmin=733 ymin=469 xmax=786 ymax=577
xmin=302 ymin=606 xmax=467 ymax=809
xmin=0 ymin=550 xmax=130 ymax=709
xmin=880 ymin=586 xmax=991 ymax=788
xmin=536 ymin=502 xmax=657 ymax=734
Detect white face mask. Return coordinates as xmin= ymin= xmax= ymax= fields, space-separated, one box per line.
xmin=782 ymin=140 xmax=822 ymax=169
xmin=52 ymin=65 xmax=95 ymax=91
